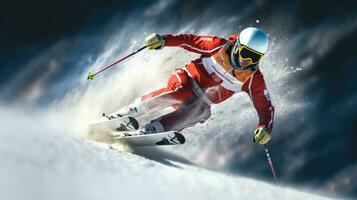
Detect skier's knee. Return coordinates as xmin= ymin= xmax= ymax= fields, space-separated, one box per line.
xmin=168 ymin=68 xmax=191 ymax=90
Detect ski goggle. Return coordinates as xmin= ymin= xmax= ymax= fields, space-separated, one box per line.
xmin=238 ymin=45 xmax=264 ymax=65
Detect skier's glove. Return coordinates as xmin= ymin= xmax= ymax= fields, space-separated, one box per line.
xmin=253 ymin=127 xmax=271 ymax=145
xmin=145 ymin=33 xmax=165 ymax=49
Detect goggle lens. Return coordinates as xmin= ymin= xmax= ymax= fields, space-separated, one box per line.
xmin=238 ymin=46 xmax=263 ymax=64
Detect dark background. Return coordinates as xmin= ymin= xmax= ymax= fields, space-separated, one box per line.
xmin=1 ymin=0 xmax=357 ymax=198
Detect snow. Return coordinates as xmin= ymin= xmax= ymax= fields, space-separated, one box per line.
xmin=0 ymin=106 xmax=332 ymax=200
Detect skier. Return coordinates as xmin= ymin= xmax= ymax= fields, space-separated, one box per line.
xmin=110 ymin=27 xmax=274 ymax=145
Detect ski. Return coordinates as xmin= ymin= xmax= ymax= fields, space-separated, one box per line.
xmin=111 ymin=131 xmax=185 ymax=147
xmin=88 ymin=115 xmax=139 ymax=134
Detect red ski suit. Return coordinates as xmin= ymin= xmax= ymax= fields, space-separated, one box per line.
xmin=141 ymin=34 xmax=274 ymax=133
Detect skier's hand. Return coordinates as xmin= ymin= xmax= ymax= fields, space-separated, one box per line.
xmin=145 ymin=33 xmax=165 ymax=49
xmin=253 ymin=127 xmax=271 ymax=145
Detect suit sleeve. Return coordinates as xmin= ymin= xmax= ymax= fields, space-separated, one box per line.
xmin=242 ymin=71 xmax=275 ymax=133
xmin=163 ymin=34 xmax=227 ymax=56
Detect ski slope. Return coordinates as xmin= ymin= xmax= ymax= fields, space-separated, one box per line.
xmin=2 ymin=3 xmax=354 ymax=198
xmin=0 ymin=106 xmax=332 ymax=200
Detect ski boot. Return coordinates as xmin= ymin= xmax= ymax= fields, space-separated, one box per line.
xmin=108 ymin=98 xmax=148 ymax=119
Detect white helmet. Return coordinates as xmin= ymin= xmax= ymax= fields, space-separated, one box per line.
xmin=231 ymin=27 xmax=269 ymax=70
xmin=239 ymin=27 xmax=269 ymax=54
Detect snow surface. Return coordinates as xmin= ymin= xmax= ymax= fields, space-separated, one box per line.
xmin=0 ymin=106 xmax=332 ymax=200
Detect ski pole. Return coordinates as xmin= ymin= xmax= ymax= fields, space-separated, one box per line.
xmin=87 ymin=45 xmax=147 ymax=80
xmin=263 ymin=144 xmax=278 ymax=182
